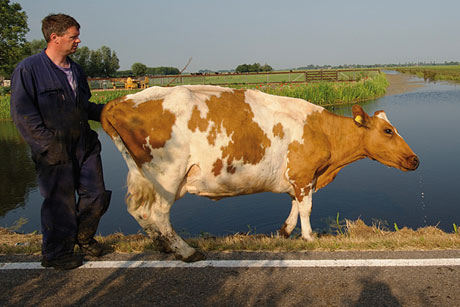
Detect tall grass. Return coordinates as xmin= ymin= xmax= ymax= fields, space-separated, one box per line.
xmin=260 ymin=73 xmax=389 ymax=106
xmin=0 ymin=96 xmax=10 ymax=121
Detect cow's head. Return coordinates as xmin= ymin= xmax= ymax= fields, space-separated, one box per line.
xmin=352 ymin=105 xmax=419 ymax=171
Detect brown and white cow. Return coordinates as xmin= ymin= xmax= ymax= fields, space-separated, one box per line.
xmin=101 ymin=85 xmax=419 ymax=262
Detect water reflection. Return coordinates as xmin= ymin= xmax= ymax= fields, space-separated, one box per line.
xmin=0 ymin=122 xmax=37 ymax=217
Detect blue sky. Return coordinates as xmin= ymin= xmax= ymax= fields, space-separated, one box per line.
xmin=15 ymin=0 xmax=460 ymax=71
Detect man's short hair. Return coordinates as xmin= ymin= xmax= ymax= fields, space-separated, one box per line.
xmin=42 ymin=14 xmax=80 ymax=42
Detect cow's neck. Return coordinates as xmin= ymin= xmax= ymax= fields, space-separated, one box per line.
xmin=314 ymin=110 xmax=367 ymax=190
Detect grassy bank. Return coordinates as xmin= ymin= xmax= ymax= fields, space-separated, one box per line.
xmin=260 ymin=72 xmax=388 ymax=106
xmin=393 ymin=65 xmax=460 ymax=83
xmin=0 ymin=73 xmax=388 ymax=121
xmin=2 ymin=219 xmax=459 ymax=255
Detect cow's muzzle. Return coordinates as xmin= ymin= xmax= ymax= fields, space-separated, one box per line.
xmin=406 ymin=155 xmax=420 ymax=170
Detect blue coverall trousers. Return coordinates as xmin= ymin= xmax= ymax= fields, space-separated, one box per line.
xmin=34 ymin=138 xmax=111 ymax=260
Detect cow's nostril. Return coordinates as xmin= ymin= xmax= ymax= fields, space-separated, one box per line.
xmin=412 ymin=156 xmax=420 ymax=168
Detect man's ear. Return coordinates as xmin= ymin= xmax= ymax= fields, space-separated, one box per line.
xmin=49 ymin=33 xmax=59 ymax=44
xmin=352 ymin=104 xmax=370 ymax=128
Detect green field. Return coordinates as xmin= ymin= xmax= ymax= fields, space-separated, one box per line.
xmin=0 ymin=71 xmax=388 ymax=120
xmin=145 ymin=69 xmax=380 ymax=87
xmin=393 ymin=65 xmax=460 ymax=82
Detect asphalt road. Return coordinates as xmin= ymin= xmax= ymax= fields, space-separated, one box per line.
xmin=1 ymin=250 xmax=460 ymax=306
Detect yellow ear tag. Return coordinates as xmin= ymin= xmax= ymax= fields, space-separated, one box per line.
xmin=355 ymin=115 xmax=363 ymax=124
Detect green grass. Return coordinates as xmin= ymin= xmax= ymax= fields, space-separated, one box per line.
xmin=0 ymin=95 xmax=10 ymax=121
xmin=393 ymin=65 xmax=460 ymax=83
xmin=149 ymin=69 xmax=381 ymax=87
xmin=260 ymin=72 xmax=388 ymax=106
xmin=89 ymin=89 xmax=141 ymax=104
xmin=0 ymin=72 xmax=388 ymax=121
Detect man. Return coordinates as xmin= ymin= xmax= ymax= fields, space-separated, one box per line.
xmin=10 ymin=14 xmax=111 ymax=270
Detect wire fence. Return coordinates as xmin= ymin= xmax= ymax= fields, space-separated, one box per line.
xmin=88 ymin=69 xmax=381 ymax=90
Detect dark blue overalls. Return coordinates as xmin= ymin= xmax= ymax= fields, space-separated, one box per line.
xmin=10 ymin=50 xmax=111 ymax=260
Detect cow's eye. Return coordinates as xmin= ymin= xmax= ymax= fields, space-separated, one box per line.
xmin=384 ymin=128 xmax=393 ymax=135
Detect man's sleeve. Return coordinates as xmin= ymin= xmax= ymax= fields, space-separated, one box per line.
xmin=10 ymin=65 xmax=54 ymax=154
xmin=79 ymin=69 xmax=105 ymax=122
xmin=87 ymin=101 xmax=105 ymax=122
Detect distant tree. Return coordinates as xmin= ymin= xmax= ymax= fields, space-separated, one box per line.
xmin=261 ymin=64 xmax=273 ymax=72
xmin=72 ymin=46 xmax=119 ymax=77
xmin=71 ymin=46 xmax=91 ymax=72
xmin=100 ymin=46 xmax=119 ymax=77
xmin=132 ymin=62 xmax=147 ymax=76
xmin=114 ymin=70 xmax=132 ymax=77
xmin=236 ymin=62 xmax=272 ymax=73
xmin=146 ymin=66 xmax=180 ymax=75
xmin=235 ymin=64 xmax=249 ymax=73
xmin=24 ymin=39 xmax=47 ymax=56
xmin=87 ymin=49 xmax=103 ymax=77
xmin=249 ymin=63 xmax=261 ymax=72
xmin=0 ymin=0 xmax=29 ymax=77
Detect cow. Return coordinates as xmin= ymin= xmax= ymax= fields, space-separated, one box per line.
xmin=101 ymin=85 xmax=419 ymax=262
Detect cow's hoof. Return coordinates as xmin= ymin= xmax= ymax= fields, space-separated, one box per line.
xmin=181 ymin=250 xmax=206 ymax=263
xmin=279 ymin=224 xmax=291 ymax=238
xmin=301 ymin=235 xmax=315 ymax=242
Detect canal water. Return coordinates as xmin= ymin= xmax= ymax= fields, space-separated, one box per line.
xmin=1 ymin=75 xmax=460 ymax=236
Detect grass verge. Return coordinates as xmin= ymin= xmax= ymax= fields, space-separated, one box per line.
xmin=2 ymin=219 xmax=459 ymax=255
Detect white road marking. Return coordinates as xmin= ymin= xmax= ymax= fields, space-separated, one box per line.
xmin=1 ymin=258 xmax=460 ymax=270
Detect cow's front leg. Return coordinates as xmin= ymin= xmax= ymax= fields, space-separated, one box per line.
xmin=297 ymin=189 xmax=314 ymax=241
xmin=279 ymin=198 xmax=299 ymax=237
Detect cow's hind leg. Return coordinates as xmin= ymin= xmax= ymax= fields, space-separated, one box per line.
xmin=126 ymin=170 xmax=205 ymax=262
xmin=279 ymin=198 xmax=299 ymax=237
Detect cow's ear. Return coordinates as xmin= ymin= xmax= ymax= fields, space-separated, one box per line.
xmin=352 ymin=105 xmax=370 ymax=128
xmin=374 ymin=110 xmax=390 ymax=122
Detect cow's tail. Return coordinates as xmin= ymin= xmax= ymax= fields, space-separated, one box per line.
xmin=101 ymin=97 xmax=158 ymax=211
xmin=126 ymin=168 xmax=157 ymax=211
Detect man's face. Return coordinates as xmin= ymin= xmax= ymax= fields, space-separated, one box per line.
xmin=55 ymin=26 xmax=81 ymax=55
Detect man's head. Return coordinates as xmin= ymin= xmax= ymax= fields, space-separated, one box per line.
xmin=42 ymin=14 xmax=80 ymax=42
xmin=42 ymin=14 xmax=81 ymax=55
